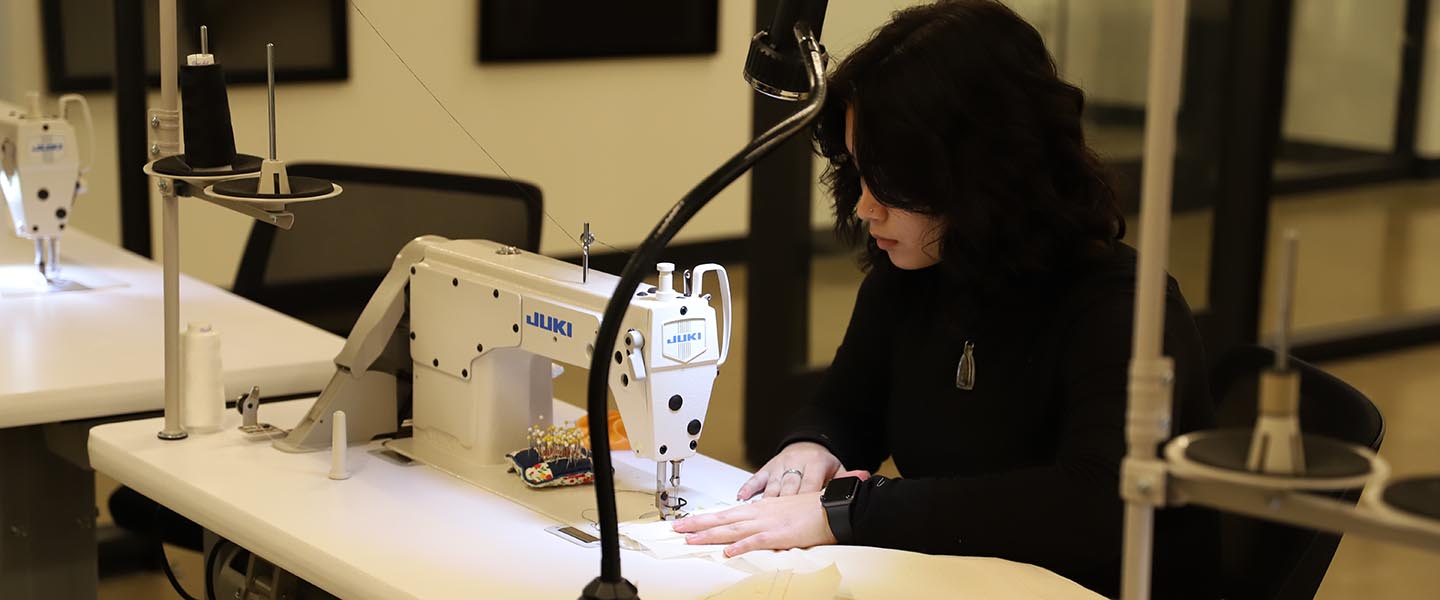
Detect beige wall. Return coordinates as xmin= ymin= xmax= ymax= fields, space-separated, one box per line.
xmin=5 ymin=0 xmax=759 ymax=286
xmin=9 ymin=1 xmax=1440 ymax=285
xmin=2 ymin=0 xmax=47 ymax=135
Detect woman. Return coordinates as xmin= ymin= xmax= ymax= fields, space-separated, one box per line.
xmin=674 ymin=1 xmax=1219 ymax=597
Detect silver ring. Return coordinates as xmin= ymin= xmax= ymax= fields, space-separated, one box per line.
xmin=781 ymin=468 xmax=804 ymax=480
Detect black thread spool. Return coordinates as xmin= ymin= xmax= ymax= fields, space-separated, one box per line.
xmin=179 ymin=62 xmax=238 ymax=169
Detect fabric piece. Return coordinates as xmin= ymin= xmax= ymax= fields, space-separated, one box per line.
xmin=620 ymin=515 xmax=727 ymax=560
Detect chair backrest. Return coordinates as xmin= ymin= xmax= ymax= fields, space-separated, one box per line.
xmin=232 ymin=163 xmax=543 ymax=335
xmin=1208 ymin=345 xmax=1385 ymax=600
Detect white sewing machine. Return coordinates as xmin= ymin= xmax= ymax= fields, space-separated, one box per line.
xmin=1 ymin=92 xmax=92 ymax=281
xmin=276 ymin=235 xmax=731 ymax=519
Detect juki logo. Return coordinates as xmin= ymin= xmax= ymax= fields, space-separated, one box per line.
xmin=661 ymin=318 xmax=706 ymax=363
xmin=667 ymin=332 xmax=703 ymax=344
xmin=30 ymin=142 xmax=63 ymax=153
xmin=526 ymin=311 xmax=572 ymax=337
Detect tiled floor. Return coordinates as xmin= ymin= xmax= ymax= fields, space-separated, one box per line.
xmin=101 ymin=178 xmax=1440 ymax=598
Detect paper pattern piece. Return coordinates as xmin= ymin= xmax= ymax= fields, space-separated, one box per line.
xmin=620 ymin=515 xmax=727 ymax=560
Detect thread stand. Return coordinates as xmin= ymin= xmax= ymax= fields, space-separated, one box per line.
xmin=145 ymin=17 xmax=341 ymax=442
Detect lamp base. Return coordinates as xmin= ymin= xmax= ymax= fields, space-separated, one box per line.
xmin=580 ymin=577 xmax=639 ymax=600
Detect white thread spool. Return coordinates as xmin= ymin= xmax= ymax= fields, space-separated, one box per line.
xmin=329 ymin=411 xmax=350 ymax=480
xmin=181 ymin=322 xmax=224 ymax=433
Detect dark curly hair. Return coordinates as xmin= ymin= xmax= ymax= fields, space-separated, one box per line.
xmin=814 ymin=0 xmax=1124 ymax=301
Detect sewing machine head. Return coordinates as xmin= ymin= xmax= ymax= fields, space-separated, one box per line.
xmin=279 ymin=236 xmax=731 ymax=519
xmin=1 ymin=93 xmax=91 ymax=281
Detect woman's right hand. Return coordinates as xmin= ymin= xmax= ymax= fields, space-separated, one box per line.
xmin=737 ymin=441 xmax=845 ymax=500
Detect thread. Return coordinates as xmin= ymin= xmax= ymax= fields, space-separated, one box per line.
xmin=181 ymin=322 xmax=224 ymax=433
xmin=179 ymin=63 xmax=238 ymax=168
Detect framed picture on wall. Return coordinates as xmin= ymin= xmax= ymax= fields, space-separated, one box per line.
xmin=41 ymin=0 xmax=349 ymax=92
xmin=478 ymin=0 xmax=719 ymax=62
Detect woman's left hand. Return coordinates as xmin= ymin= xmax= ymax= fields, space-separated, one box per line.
xmin=671 ymin=492 xmax=836 ymax=558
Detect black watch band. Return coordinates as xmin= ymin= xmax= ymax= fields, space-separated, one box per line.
xmin=821 ymin=476 xmax=861 ymax=544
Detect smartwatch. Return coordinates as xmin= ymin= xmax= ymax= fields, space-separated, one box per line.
xmin=820 ymin=476 xmax=862 ymax=544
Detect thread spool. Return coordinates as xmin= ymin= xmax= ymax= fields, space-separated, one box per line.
xmin=179 ymin=62 xmax=237 ymax=169
xmin=181 ymin=322 xmax=224 ymax=433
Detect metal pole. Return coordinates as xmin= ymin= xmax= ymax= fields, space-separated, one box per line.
xmin=1120 ymin=1 xmax=1189 ymax=598
xmin=1275 ymin=231 xmax=1299 ymax=369
xmin=157 ymin=185 xmax=186 ymax=440
xmin=155 ymin=0 xmax=186 ymax=440
xmin=159 ymin=0 xmax=177 ymax=119
xmin=267 ymin=43 xmax=277 ymax=161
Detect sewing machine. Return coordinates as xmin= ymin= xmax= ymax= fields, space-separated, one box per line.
xmin=276 ymin=235 xmax=731 ymax=519
xmin=1 ymin=92 xmax=92 ymax=281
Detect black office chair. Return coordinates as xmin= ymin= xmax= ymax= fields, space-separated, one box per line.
xmin=1208 ymin=345 xmax=1385 ymax=600
xmin=231 ymin=163 xmax=543 ymax=335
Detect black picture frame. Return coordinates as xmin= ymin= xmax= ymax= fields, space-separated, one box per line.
xmin=41 ymin=0 xmax=349 ymax=92
xmin=478 ymin=0 xmax=719 ymax=63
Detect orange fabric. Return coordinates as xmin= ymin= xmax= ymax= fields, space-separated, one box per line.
xmin=576 ymin=410 xmax=630 ymax=451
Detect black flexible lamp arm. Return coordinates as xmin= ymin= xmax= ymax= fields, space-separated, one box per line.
xmin=580 ymin=26 xmax=827 ymax=600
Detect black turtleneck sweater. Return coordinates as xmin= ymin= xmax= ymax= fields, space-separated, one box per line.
xmin=782 ymin=243 xmax=1219 ymax=599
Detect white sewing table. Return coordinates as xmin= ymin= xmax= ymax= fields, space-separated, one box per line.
xmin=0 ymin=229 xmax=342 ymax=426
xmin=0 ymin=230 xmax=342 ymax=599
xmin=89 ymin=399 xmax=1103 ymax=599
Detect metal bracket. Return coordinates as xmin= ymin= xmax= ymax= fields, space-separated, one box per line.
xmin=235 ymin=386 xmax=280 ymax=436
xmin=201 ymin=195 xmax=295 ymax=230
xmin=1121 ymin=457 xmax=1170 ymax=507
xmin=146 ymin=108 xmax=180 ymax=158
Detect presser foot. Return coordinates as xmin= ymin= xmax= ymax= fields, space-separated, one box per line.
xmin=656 ymin=490 xmax=689 ymax=521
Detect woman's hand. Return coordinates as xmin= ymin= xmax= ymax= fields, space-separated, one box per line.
xmin=672 ymin=493 xmax=836 ymax=558
xmin=738 ymin=442 xmax=844 ymax=500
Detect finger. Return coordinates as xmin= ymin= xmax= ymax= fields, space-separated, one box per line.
xmin=797 ymin=464 xmax=829 ymax=494
xmin=724 ymin=531 xmax=778 ymax=558
xmin=673 ymin=505 xmax=753 ymax=533
xmin=685 ymin=520 xmax=761 ymax=546
xmin=835 ymin=469 xmax=871 ymax=481
xmin=763 ymin=469 xmax=785 ymax=498
xmin=737 ymin=471 xmax=769 ymax=501
xmin=778 ymin=470 xmax=803 ymax=496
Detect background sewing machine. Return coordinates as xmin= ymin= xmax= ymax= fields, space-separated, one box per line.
xmin=1 ymin=92 xmax=91 ymax=283
xmin=276 ymin=235 xmax=732 ymax=519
